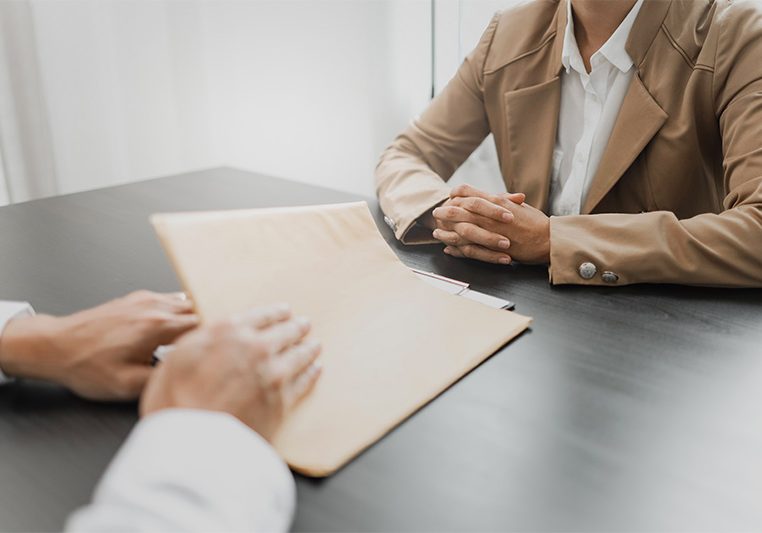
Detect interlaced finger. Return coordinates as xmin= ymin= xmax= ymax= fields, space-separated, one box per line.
xmin=444 ymin=243 xmax=512 ymax=265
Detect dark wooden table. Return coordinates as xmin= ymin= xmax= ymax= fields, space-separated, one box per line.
xmin=1 ymin=168 xmax=760 ymax=532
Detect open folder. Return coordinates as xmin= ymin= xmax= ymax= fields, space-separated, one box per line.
xmin=151 ymin=201 xmax=531 ymax=477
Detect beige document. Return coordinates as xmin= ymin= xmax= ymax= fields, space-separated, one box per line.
xmin=151 ymin=202 xmax=531 ymax=477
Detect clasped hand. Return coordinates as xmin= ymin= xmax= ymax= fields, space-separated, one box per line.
xmin=431 ymin=184 xmax=550 ymax=265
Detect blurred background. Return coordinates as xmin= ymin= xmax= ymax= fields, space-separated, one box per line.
xmin=0 ymin=0 xmax=519 ymax=206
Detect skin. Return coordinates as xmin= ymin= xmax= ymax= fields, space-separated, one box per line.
xmin=141 ymin=304 xmax=321 ymax=441
xmin=0 ymin=293 xmax=321 ymax=440
xmin=431 ymin=0 xmax=638 ymax=264
xmin=571 ymin=0 xmax=638 ymax=72
xmin=0 ymin=291 xmax=198 ymax=400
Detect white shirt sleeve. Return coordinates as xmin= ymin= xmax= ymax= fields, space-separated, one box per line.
xmin=0 ymin=300 xmax=35 ymax=384
xmin=66 ymin=409 xmax=296 ymax=533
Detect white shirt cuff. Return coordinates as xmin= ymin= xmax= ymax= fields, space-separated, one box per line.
xmin=66 ymin=409 xmax=295 ymax=532
xmin=0 ymin=301 xmax=35 ymax=384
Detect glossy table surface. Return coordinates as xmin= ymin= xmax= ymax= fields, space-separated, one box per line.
xmin=0 ymin=168 xmax=760 ymax=531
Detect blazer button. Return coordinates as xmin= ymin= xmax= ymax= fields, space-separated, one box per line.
xmin=383 ymin=215 xmax=397 ymax=232
xmin=601 ymin=271 xmax=619 ymax=283
xmin=578 ymin=262 xmax=597 ymax=279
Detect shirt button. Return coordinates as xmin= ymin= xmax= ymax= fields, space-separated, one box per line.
xmin=578 ymin=262 xmax=597 ymax=280
xmin=601 ymin=271 xmax=619 ymax=284
xmin=383 ymin=215 xmax=396 ymax=232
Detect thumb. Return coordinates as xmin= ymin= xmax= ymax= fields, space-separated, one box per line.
xmin=504 ymin=192 xmax=526 ymax=205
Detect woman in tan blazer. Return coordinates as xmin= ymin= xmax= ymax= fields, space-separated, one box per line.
xmin=375 ymin=0 xmax=762 ymax=287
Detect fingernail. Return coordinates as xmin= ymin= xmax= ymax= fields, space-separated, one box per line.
xmin=432 ymin=229 xmax=440 ymax=238
xmin=309 ymin=363 xmax=322 ymax=376
xmin=498 ymin=239 xmax=511 ymax=250
xmin=443 ymin=247 xmax=452 ymax=254
xmin=307 ymin=339 xmax=322 ymax=351
xmin=502 ymin=212 xmax=514 ymax=222
xmin=295 ymin=316 xmax=310 ymax=328
xmin=499 ymin=257 xmax=511 ymax=265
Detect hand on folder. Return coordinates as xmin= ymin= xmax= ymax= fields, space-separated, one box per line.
xmin=141 ymin=304 xmax=322 ymax=441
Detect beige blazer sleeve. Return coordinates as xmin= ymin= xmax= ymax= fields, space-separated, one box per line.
xmin=550 ymin=5 xmax=762 ymax=287
xmin=374 ymin=15 xmax=499 ymax=244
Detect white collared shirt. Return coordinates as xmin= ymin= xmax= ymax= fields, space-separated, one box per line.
xmin=549 ymin=0 xmax=644 ymax=216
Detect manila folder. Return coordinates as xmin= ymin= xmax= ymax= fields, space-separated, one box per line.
xmin=151 ymin=201 xmax=531 ymax=477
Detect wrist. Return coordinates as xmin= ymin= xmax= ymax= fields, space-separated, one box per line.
xmin=0 ymin=315 xmax=62 ymax=380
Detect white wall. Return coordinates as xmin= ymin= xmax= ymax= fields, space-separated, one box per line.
xmin=24 ymin=0 xmax=432 ymax=198
xmin=1 ymin=0 xmax=529 ymax=203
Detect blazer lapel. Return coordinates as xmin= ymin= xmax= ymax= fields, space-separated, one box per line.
xmin=504 ymin=78 xmax=562 ymax=212
xmin=581 ymin=0 xmax=672 ymax=213
xmin=501 ymin=0 xmax=566 ymax=213
xmin=581 ymin=74 xmax=667 ymax=214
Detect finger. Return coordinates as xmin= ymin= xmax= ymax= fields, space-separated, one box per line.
xmin=236 ymin=304 xmax=293 ymax=330
xmin=449 ymin=184 xmax=501 ymax=202
xmin=452 ymin=222 xmax=511 ymax=251
xmin=505 ymin=192 xmax=526 ymax=204
xmin=444 ymin=246 xmax=465 ymax=258
xmin=155 ymin=313 xmax=201 ymax=346
xmin=445 ymin=244 xmax=512 ymax=265
xmin=450 ymin=184 xmax=527 ymax=208
xmin=260 ymin=316 xmax=311 ymax=353
xmin=432 ymin=205 xmax=477 ymax=225
xmin=279 ymin=339 xmax=322 ymax=382
xmin=284 ymin=363 xmax=322 ymax=408
xmin=158 ymin=293 xmax=195 ymax=313
xmin=433 ymin=228 xmax=468 ymax=247
xmin=434 ymin=204 xmax=507 ymax=234
xmin=451 ymin=196 xmax=514 ymax=223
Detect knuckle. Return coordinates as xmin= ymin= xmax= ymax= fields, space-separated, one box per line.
xmin=142 ymin=311 xmax=167 ymax=326
xmin=248 ymin=336 xmax=271 ymax=356
xmin=268 ymin=370 xmax=286 ymax=389
xmin=128 ymin=290 xmax=153 ymax=302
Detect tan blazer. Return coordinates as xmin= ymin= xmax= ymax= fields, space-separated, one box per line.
xmin=375 ymin=0 xmax=762 ymax=287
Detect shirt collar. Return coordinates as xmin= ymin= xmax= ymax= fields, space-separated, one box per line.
xmin=561 ymin=0 xmax=644 ymax=74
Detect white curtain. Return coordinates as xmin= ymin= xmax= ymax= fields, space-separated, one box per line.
xmin=0 ymin=0 xmax=59 ymax=204
xmin=0 ymin=0 xmax=432 ymax=206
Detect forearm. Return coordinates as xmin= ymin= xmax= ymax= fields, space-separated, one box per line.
xmin=375 ymin=15 xmax=499 ymax=245
xmin=375 ymin=136 xmax=452 ymax=244
xmin=0 ymin=313 xmax=65 ymax=381
xmin=549 ymin=206 xmax=762 ymax=287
